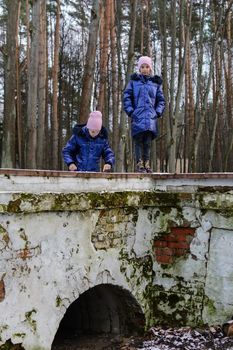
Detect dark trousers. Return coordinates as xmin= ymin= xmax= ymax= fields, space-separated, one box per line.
xmin=133 ymin=131 xmax=153 ymax=163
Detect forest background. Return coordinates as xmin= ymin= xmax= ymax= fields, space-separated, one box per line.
xmin=0 ymin=0 xmax=233 ymax=173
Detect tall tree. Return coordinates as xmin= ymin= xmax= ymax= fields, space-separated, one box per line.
xmin=208 ymin=5 xmax=224 ymax=172
xmin=96 ymin=0 xmax=110 ymax=112
xmin=109 ymin=0 xmax=118 ymax=167
xmin=142 ymin=0 xmax=151 ymax=56
xmin=167 ymin=0 xmax=177 ymax=172
xmin=16 ymin=2 xmax=24 ymax=168
xmin=157 ymin=0 xmax=169 ymax=172
xmin=169 ymin=0 xmax=192 ymax=172
xmin=223 ymin=0 xmax=233 ymax=170
xmin=192 ymin=3 xmax=225 ymax=172
xmin=118 ymin=0 xmax=138 ymax=172
xmin=37 ymin=0 xmax=47 ymax=169
xmin=51 ymin=0 xmax=60 ymax=170
xmin=1 ymin=0 xmax=20 ymax=168
xmin=189 ymin=1 xmax=206 ymax=172
xmin=26 ymin=0 xmax=40 ymax=168
xmin=79 ymin=0 xmax=101 ymax=123
xmin=183 ymin=0 xmax=194 ymax=172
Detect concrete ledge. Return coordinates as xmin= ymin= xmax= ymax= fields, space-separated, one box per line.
xmin=1 ymin=168 xmax=233 ymax=179
xmin=0 ymin=169 xmax=233 ymax=194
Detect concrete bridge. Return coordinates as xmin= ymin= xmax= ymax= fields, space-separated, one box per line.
xmin=0 ymin=169 xmax=233 ymax=350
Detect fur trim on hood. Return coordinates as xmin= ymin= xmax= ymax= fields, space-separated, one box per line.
xmin=72 ymin=124 xmax=109 ymax=139
xmin=130 ymin=73 xmax=163 ymax=85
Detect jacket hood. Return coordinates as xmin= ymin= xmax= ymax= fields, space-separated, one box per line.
xmin=72 ymin=123 xmax=109 ymax=139
xmin=130 ymin=73 xmax=163 ymax=85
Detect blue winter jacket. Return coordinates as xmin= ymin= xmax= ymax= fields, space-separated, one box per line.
xmin=62 ymin=125 xmax=115 ymax=172
xmin=123 ymin=73 xmax=165 ymax=138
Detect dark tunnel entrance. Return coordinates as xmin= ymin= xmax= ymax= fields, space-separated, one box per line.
xmin=52 ymin=284 xmax=145 ymax=349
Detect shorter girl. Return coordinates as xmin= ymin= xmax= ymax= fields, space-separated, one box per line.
xmin=123 ymin=56 xmax=165 ymax=173
xmin=62 ymin=111 xmax=115 ymax=172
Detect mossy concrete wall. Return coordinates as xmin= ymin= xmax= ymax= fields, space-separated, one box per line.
xmin=0 ymin=170 xmax=233 ymax=350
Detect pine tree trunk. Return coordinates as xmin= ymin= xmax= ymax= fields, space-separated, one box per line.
xmin=16 ymin=1 xmax=22 ymax=168
xmin=109 ymin=0 xmax=119 ymax=169
xmin=167 ymin=0 xmax=176 ymax=172
xmin=79 ymin=0 xmax=101 ymax=123
xmin=51 ymin=0 xmax=60 ymax=170
xmin=118 ymin=0 xmax=137 ymax=172
xmin=2 ymin=0 xmax=20 ymax=168
xmin=142 ymin=0 xmax=151 ymax=56
xmin=97 ymin=0 xmax=110 ymax=112
xmin=169 ymin=0 xmax=192 ymax=173
xmin=208 ymin=10 xmax=223 ymax=172
xmin=224 ymin=0 xmax=233 ymax=170
xmin=26 ymin=0 xmax=40 ymax=168
xmin=184 ymin=6 xmax=194 ymax=173
xmin=37 ymin=0 xmax=47 ymax=169
xmin=189 ymin=0 xmax=206 ymax=172
xmin=157 ymin=0 xmax=169 ymax=172
xmin=192 ymin=4 xmax=224 ymax=172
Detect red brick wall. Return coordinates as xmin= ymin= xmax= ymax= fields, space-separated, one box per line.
xmin=154 ymin=227 xmax=196 ymax=264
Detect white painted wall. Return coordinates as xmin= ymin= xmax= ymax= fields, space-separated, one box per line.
xmin=0 ymin=172 xmax=233 ymax=350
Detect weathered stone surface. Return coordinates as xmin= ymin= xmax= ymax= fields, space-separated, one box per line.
xmin=0 ymin=173 xmax=233 ymax=350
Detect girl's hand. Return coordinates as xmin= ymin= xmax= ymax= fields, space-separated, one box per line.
xmin=103 ymin=164 xmax=111 ymax=172
xmin=68 ymin=163 xmax=77 ymax=171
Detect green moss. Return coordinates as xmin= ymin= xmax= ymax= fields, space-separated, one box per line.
xmin=197 ymin=192 xmax=233 ymax=215
xmin=2 ymin=190 xmax=185 ymax=214
xmin=13 ymin=333 xmax=26 ymax=339
xmin=52 ymin=193 xmax=80 ymax=211
xmin=0 ymin=226 xmax=9 ymax=246
xmin=25 ymin=309 xmax=37 ymax=332
xmin=119 ymin=241 xmax=206 ymax=327
xmin=0 ymin=325 xmax=8 ymax=332
xmin=119 ymin=249 xmax=156 ymax=328
xmin=203 ymin=296 xmax=217 ymax=316
xmin=0 ymin=340 xmax=24 ymax=350
xmin=7 ymin=198 xmax=22 ymax=213
xmin=2 ymin=187 xmax=233 ymax=216
xmin=0 ymin=341 xmax=12 ymax=350
xmin=88 ymin=192 xmax=130 ymax=208
xmin=139 ymin=192 xmax=179 ymax=207
xmin=124 ymin=207 xmax=138 ymax=223
xmin=56 ymin=296 xmax=62 ymax=307
xmin=119 ymin=249 xmax=154 ymax=285
xmin=6 ymin=193 xmax=42 ymax=213
xmin=0 ymin=205 xmax=7 ymax=212
xmin=142 ymin=275 xmax=206 ymax=328
xmin=143 ymin=283 xmax=204 ymax=327
xmin=197 ymin=186 xmax=233 ymax=193
xmin=0 ymin=226 xmax=6 ymax=234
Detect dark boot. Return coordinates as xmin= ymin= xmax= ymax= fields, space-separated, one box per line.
xmin=144 ymin=160 xmax=152 ymax=173
xmin=136 ymin=159 xmax=146 ymax=173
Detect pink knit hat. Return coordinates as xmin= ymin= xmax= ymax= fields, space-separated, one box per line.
xmin=138 ymin=56 xmax=152 ymax=71
xmin=86 ymin=111 xmax=102 ymax=131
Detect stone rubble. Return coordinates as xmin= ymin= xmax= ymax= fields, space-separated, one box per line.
xmin=132 ymin=326 xmax=233 ymax=350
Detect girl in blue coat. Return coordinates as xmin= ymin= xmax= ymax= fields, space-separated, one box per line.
xmin=123 ymin=56 xmax=165 ymax=173
xmin=62 ymin=111 xmax=115 ymax=172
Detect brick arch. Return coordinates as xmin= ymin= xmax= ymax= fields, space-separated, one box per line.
xmin=51 ymin=284 xmax=145 ymax=348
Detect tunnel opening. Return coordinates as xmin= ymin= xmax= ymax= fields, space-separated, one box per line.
xmin=52 ymin=284 xmax=145 ymax=349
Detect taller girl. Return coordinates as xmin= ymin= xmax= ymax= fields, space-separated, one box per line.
xmin=123 ymin=56 xmax=165 ymax=173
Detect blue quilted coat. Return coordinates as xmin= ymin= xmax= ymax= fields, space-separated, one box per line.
xmin=123 ymin=73 xmax=165 ymax=138
xmin=62 ymin=125 xmax=115 ymax=172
